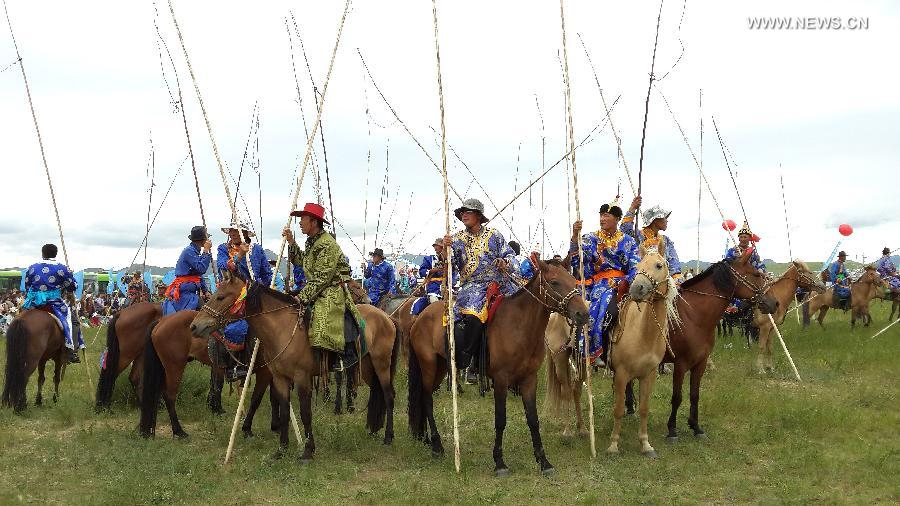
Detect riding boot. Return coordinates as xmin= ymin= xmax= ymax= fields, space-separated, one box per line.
xmin=453 ymin=319 xmax=471 ymax=369
xmin=340 ymin=339 xmax=359 ymax=370
xmin=68 ymin=347 xmax=80 ymax=364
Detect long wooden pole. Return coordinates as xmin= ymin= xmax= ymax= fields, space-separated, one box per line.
xmin=559 ymin=0 xmax=596 ymax=458
xmin=635 ymin=0 xmax=666 ymax=232
xmin=767 ymin=314 xmax=801 ymax=381
xmin=430 ymin=0 xmax=461 ymax=473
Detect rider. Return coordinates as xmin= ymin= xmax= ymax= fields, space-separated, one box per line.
xmin=411 ymin=238 xmax=450 ymax=316
xmin=216 ymin=221 xmax=272 ymax=381
xmin=570 ymin=198 xmax=640 ymax=366
xmin=621 ymin=197 xmax=682 ymax=281
xmin=283 ymin=202 xmax=361 ymax=369
xmin=875 ymin=247 xmax=900 ymax=294
xmin=162 ymin=226 xmax=212 ymax=316
xmin=502 ymin=240 xmax=535 ymax=296
xmin=444 ymin=198 xmax=515 ymax=372
xmin=22 ymin=244 xmax=81 ymax=363
xmin=725 ymin=222 xmax=767 ymax=272
xmin=364 ymin=248 xmax=396 ymax=308
xmin=828 ymin=251 xmax=851 ymax=309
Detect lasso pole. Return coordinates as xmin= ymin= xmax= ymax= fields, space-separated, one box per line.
xmin=780 ymin=171 xmax=801 ymax=324
xmin=430 ymin=0 xmax=461 ymax=473
xmin=635 ymin=0 xmax=666 ymax=232
xmin=3 ymin=0 xmax=92 ymax=392
xmin=767 ymin=314 xmax=801 ymax=381
xmin=559 ymin=0 xmax=596 ymax=458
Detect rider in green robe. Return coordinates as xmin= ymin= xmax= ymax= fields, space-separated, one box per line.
xmin=283 ymin=203 xmax=362 ymax=366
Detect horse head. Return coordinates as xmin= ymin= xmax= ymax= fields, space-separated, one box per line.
xmin=730 ymin=248 xmax=778 ymax=314
xmin=190 ymin=270 xmax=247 ymax=338
xmin=532 ymin=252 xmax=589 ymax=327
xmin=630 ymin=242 xmax=670 ymax=302
xmin=346 ymin=279 xmax=372 ymax=305
xmin=792 ymin=259 xmax=827 ymax=293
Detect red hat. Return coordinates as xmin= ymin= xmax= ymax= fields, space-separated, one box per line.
xmin=290 ymin=203 xmax=330 ymax=224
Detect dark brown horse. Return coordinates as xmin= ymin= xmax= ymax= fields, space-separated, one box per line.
xmin=189 ymin=273 xmax=400 ymax=461
xmin=95 ymin=302 xmax=162 ymax=409
xmin=664 ymin=252 xmax=777 ymax=442
xmin=407 ymin=257 xmax=588 ymax=476
xmin=2 ymin=309 xmax=68 ymax=412
xmin=137 ymin=309 xmax=277 ymax=439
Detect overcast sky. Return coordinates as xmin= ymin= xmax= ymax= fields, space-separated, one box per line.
xmin=2 ymin=0 xmax=898 ymax=271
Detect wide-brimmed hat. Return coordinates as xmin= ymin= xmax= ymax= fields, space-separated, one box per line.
xmin=369 ymin=248 xmax=385 ymax=258
xmin=290 ymin=202 xmax=330 ymax=225
xmin=221 ymin=221 xmax=256 ymax=237
xmin=433 ymin=238 xmax=444 ymax=247
xmin=642 ymin=205 xmax=671 ymax=225
xmin=188 ymin=226 xmax=209 ymax=242
xmin=454 ymin=198 xmax=488 ymax=223
xmin=838 ymin=251 xmax=847 ymax=258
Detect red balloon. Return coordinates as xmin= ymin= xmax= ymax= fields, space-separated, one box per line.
xmin=838 ymin=224 xmax=853 ymax=237
xmin=722 ymin=219 xmax=736 ymax=231
xmin=751 ymin=234 xmax=761 ymax=242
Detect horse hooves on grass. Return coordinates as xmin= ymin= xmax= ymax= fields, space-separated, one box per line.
xmin=494 ymin=467 xmax=510 ymax=478
xmin=347 ymin=406 xmax=355 ymax=414
xmin=665 ymin=436 xmax=678 ymax=443
xmin=642 ymin=450 xmax=658 ymax=458
xmin=242 ymin=430 xmax=254 ymax=439
xmin=174 ymin=431 xmax=190 ymax=440
xmin=383 ymin=436 xmax=394 ymax=446
xmin=299 ymin=456 xmax=313 ymax=465
xmin=271 ymin=449 xmax=285 ymax=461
xmin=431 ymin=448 xmax=444 ymax=458
xmin=693 ymin=432 xmax=708 ymax=440
xmin=541 ymin=466 xmax=556 ymax=477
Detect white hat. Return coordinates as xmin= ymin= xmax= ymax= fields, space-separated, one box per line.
xmin=642 ymin=205 xmax=671 ymax=225
xmin=221 ymin=221 xmax=256 ymax=237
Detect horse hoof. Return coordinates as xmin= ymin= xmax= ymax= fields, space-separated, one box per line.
xmin=347 ymin=406 xmax=355 ymax=414
xmin=383 ymin=436 xmax=394 ymax=446
xmin=333 ymin=408 xmax=342 ymax=415
xmin=174 ymin=431 xmax=189 ymax=440
xmin=666 ymin=436 xmax=678 ymax=443
xmin=642 ymin=450 xmax=658 ymax=458
xmin=431 ymin=448 xmax=444 ymax=458
xmin=242 ymin=430 xmax=254 ymax=439
xmin=694 ymin=432 xmax=708 ymax=440
xmin=494 ymin=467 xmax=510 ymax=478
xmin=271 ymin=450 xmax=284 ymax=461
xmin=299 ymin=456 xmax=313 ymax=465
xmin=541 ymin=466 xmax=556 ymax=477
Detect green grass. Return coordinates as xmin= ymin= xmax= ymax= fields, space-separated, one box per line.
xmin=1 ymin=303 xmax=899 ymax=505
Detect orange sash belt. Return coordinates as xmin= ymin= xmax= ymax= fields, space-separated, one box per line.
xmin=576 ymin=269 xmax=626 ymax=285
xmin=165 ymin=275 xmax=203 ymax=301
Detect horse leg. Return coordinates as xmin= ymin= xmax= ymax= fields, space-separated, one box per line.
xmin=35 ymin=359 xmax=47 ymax=406
xmin=424 ymin=387 xmax=443 ymax=457
xmin=756 ymin=328 xmax=767 ymax=374
xmin=607 ymin=370 xmax=627 ymax=455
xmin=163 ymin=364 xmax=188 ymax=439
xmin=574 ymin=378 xmax=586 ymax=437
xmin=207 ymin=365 xmax=225 ymax=415
xmin=297 ymin=376 xmax=315 ymax=463
xmin=269 ymin=384 xmax=280 ymax=433
xmin=666 ymin=361 xmax=687 ymax=442
xmin=333 ymin=369 xmax=344 ymax=414
xmin=492 ymin=382 xmax=510 ymax=476
xmin=766 ymin=330 xmax=775 ymax=371
xmin=270 ymin=376 xmax=291 ymax=460
xmin=817 ymin=307 xmax=828 ymax=328
xmin=522 ymin=377 xmax=554 ymax=475
xmin=346 ymin=364 xmax=356 ymax=414
xmin=687 ymin=361 xmax=709 ymax=438
xmin=624 ymin=380 xmax=635 ymax=415
xmin=52 ymin=357 xmax=63 ymax=403
xmin=242 ymin=374 xmax=268 ymax=438
xmin=638 ymin=372 xmax=658 ymax=457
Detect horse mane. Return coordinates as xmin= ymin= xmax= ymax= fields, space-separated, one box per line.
xmin=245 ymin=281 xmax=299 ymax=313
xmin=680 ymin=260 xmax=734 ymax=293
xmin=504 ymin=259 xmax=568 ymax=302
xmin=791 ymin=259 xmax=811 ymax=273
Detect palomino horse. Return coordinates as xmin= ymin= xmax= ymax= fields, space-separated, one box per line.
xmin=407 ymin=256 xmax=588 ymax=476
xmin=607 ymin=246 xmax=679 ymax=457
xmin=664 ymin=252 xmax=777 ymax=442
xmin=189 ymin=272 xmax=400 ymax=460
xmin=804 ymin=269 xmax=887 ymax=328
xmin=1 ymin=309 xmax=69 ymax=412
xmin=95 ymin=301 xmax=162 ymax=409
xmin=752 ymin=260 xmax=825 ymax=373
xmin=543 ymin=313 xmax=587 ymax=437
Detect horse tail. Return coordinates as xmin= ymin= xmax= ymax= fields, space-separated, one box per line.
xmin=139 ymin=320 xmax=163 ymax=438
xmin=365 ymin=319 xmax=401 ymax=435
xmin=1 ymin=319 xmax=29 ymax=412
xmin=95 ymin=313 xmax=121 ymax=410
xmin=406 ymin=341 xmax=426 ymax=440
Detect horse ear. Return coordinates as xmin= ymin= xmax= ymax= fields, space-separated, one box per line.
xmin=529 ymin=251 xmax=546 ymax=272
xmin=563 ymin=250 xmax=574 ymax=266
xmin=639 ymin=244 xmax=647 ymax=258
xmin=221 ymin=270 xmax=230 ymax=283
xmin=658 ymin=239 xmax=666 ymax=256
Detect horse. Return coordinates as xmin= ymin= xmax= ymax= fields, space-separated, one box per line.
xmin=607 ymin=245 xmax=679 ymax=457
xmin=383 ymin=292 xmax=419 ymax=365
xmin=664 ymin=251 xmax=777 ymax=442
xmin=752 ymin=260 xmax=825 ymax=373
xmin=95 ymin=301 xmax=162 ymax=409
xmin=1 ymin=309 xmax=69 ymax=412
xmin=320 ymin=279 xmax=371 ymax=415
xmin=542 ymin=312 xmax=587 ymax=437
xmin=407 ymin=256 xmax=588 ymax=476
xmin=189 ymin=272 xmax=400 ymax=460
xmin=804 ymin=269 xmax=887 ymax=328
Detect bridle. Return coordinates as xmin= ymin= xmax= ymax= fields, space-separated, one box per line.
xmin=682 ymin=262 xmax=768 ymax=306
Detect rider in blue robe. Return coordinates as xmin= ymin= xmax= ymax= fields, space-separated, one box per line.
xmin=828 ymin=251 xmax=851 ymax=303
xmin=162 ymin=226 xmax=212 ymax=316
xmin=216 ymin=222 xmax=272 ymax=350
xmin=724 ymin=221 xmax=767 ymax=272
xmin=501 ymin=240 xmax=535 ymax=296
xmin=621 ymin=199 xmax=683 ymax=281
xmin=569 ymin=201 xmax=639 ymax=365
xmin=411 ymin=238 xmax=455 ymax=316
xmin=22 ymin=244 xmax=81 ymax=362
xmin=364 ymin=248 xmax=396 ymax=307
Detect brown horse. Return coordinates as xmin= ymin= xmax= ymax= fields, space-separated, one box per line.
xmin=137 ymin=309 xmax=280 ymax=439
xmin=543 ymin=312 xmax=587 ymax=437
xmin=805 ymin=269 xmax=887 ymax=328
xmin=607 ymin=247 xmax=678 ymax=457
xmin=189 ymin=273 xmax=400 ymax=460
xmin=407 ymin=257 xmax=588 ymax=476
xmin=664 ymin=252 xmax=777 ymax=442
xmin=95 ymin=302 xmax=162 ymax=409
xmin=1 ymin=309 xmax=69 ymax=412
xmin=753 ymin=260 xmax=825 ymax=373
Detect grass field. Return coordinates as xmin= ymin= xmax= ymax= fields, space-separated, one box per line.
xmin=1 ymin=302 xmax=898 ymax=505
